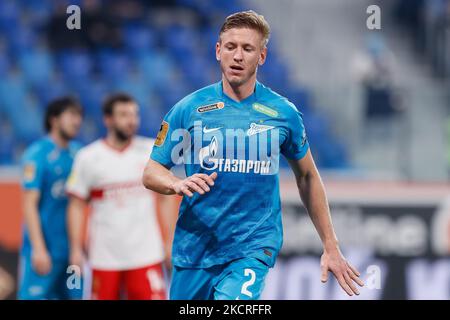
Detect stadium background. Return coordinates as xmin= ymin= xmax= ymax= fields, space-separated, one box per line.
xmin=0 ymin=0 xmax=449 ymax=299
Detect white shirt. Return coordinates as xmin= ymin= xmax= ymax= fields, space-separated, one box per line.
xmin=66 ymin=136 xmax=165 ymax=270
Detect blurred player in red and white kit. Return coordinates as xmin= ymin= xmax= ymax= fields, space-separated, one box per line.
xmin=66 ymin=93 xmax=176 ymax=300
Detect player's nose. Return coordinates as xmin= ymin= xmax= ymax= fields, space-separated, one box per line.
xmin=233 ymin=48 xmax=244 ymax=61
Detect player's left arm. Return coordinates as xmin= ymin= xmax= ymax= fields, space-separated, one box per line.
xmin=288 ymin=150 xmax=364 ymax=296
xmin=156 ymin=193 xmax=179 ymax=268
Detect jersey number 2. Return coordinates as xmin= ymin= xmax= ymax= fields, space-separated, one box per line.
xmin=241 ymin=268 xmax=256 ymax=298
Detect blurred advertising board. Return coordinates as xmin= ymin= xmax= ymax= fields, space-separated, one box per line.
xmin=263 ymin=180 xmax=450 ymax=300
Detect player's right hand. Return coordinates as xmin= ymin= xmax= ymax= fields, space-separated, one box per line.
xmin=69 ymin=248 xmax=85 ymax=275
xmin=171 ymin=172 xmax=217 ymax=197
xmin=31 ymin=247 xmax=52 ymax=275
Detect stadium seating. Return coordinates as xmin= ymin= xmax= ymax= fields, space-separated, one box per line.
xmin=0 ymin=0 xmax=349 ymax=168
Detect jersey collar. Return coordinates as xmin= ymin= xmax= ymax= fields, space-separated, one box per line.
xmin=45 ymin=135 xmax=70 ymax=151
xmin=102 ymin=138 xmax=134 ymax=153
xmin=217 ymin=80 xmax=261 ymax=106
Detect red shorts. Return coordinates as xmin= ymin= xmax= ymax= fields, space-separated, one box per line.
xmin=91 ymin=263 xmax=167 ymax=300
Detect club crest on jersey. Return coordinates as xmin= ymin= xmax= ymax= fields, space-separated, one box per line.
xmin=197 ymin=102 xmax=224 ymax=113
xmin=247 ymin=123 xmax=275 ymax=136
xmin=23 ymin=163 xmax=35 ymax=182
xmin=155 ymin=121 xmax=169 ymax=146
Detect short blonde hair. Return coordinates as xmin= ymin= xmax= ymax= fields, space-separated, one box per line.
xmin=219 ymin=10 xmax=270 ymax=47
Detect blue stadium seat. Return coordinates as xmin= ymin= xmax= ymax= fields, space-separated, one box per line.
xmin=57 ymin=50 xmax=93 ymax=83
xmin=112 ymin=71 xmax=150 ymax=109
xmin=123 ymin=24 xmax=157 ymax=56
xmin=138 ymin=96 xmax=165 ymax=139
xmin=137 ymin=49 xmax=177 ymax=89
xmin=33 ymin=74 xmax=71 ymax=107
xmin=163 ymin=27 xmax=198 ymax=58
xmin=0 ymin=1 xmax=20 ymax=33
xmin=18 ymin=48 xmax=54 ymax=87
xmin=9 ymin=99 xmax=43 ymax=144
xmin=0 ymin=73 xmax=29 ymax=116
xmin=74 ymin=76 xmax=108 ymax=123
xmin=97 ymin=50 xmax=132 ymax=83
xmin=179 ymin=54 xmax=211 ymax=87
xmin=7 ymin=25 xmax=37 ymax=55
xmin=0 ymin=53 xmax=11 ymax=77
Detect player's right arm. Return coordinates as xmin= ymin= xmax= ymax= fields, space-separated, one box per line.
xmin=67 ymin=196 xmax=87 ymax=270
xmin=65 ymin=150 xmax=91 ymax=270
xmin=21 ymin=150 xmax=52 ymax=275
xmin=142 ymin=103 xmax=216 ymax=197
xmin=142 ymin=159 xmax=216 ymax=197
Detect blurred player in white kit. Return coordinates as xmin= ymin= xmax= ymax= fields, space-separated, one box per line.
xmin=66 ymin=93 xmax=175 ymax=300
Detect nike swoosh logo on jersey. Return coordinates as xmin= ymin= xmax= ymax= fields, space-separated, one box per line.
xmin=203 ymin=126 xmax=223 ymax=133
xmin=247 ymin=123 xmax=275 ymax=136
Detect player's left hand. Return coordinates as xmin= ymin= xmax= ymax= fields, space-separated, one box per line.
xmin=320 ymin=247 xmax=364 ymax=296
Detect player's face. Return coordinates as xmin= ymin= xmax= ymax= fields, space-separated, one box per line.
xmin=57 ymin=107 xmax=82 ymax=140
xmin=216 ymin=28 xmax=267 ymax=88
xmin=108 ymin=102 xmax=140 ymax=141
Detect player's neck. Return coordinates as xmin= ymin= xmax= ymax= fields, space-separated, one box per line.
xmin=222 ymin=77 xmax=256 ymax=102
xmin=105 ymin=134 xmax=132 ymax=152
xmin=49 ymin=131 xmax=69 ymax=149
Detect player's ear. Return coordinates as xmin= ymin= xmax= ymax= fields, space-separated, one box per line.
xmin=103 ymin=115 xmax=111 ymax=128
xmin=49 ymin=115 xmax=59 ymax=131
xmin=258 ymin=46 xmax=267 ymax=66
xmin=215 ymin=42 xmax=221 ymax=61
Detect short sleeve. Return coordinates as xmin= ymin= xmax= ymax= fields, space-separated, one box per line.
xmin=150 ymin=103 xmax=187 ymax=168
xmin=281 ymin=105 xmax=309 ymax=160
xmin=66 ymin=151 xmax=91 ymax=200
xmin=21 ymin=149 xmax=45 ymax=191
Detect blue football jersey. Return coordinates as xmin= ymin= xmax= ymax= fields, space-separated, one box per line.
xmin=151 ymin=81 xmax=309 ymax=268
xmin=21 ymin=136 xmax=82 ymax=260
